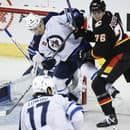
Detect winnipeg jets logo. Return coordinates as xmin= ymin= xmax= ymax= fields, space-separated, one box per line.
xmin=47 ymin=35 xmax=64 ymax=52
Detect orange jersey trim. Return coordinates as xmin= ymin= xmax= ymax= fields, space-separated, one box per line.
xmin=104 ymin=53 xmax=123 ymax=74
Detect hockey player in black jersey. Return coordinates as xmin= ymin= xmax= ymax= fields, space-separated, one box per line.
xmin=74 ymin=0 xmax=130 ymax=128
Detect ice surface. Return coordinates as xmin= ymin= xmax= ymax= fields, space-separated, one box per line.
xmin=0 ymin=56 xmax=130 ymax=130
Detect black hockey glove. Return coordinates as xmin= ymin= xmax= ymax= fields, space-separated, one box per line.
xmin=74 ymin=29 xmax=86 ymax=39
xmin=42 ymin=58 xmax=56 ymax=70
xmin=79 ymin=49 xmax=93 ymax=62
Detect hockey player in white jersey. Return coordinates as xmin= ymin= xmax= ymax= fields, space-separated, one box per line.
xmin=19 ymin=75 xmax=84 ymax=130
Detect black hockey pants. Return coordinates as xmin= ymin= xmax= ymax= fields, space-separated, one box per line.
xmin=92 ymin=52 xmax=130 ymax=115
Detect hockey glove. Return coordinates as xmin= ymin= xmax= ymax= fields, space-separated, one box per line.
xmin=74 ymin=29 xmax=86 ymax=39
xmin=42 ymin=58 xmax=56 ymax=70
xmin=79 ymin=49 xmax=93 ymax=62
xmin=32 ymin=52 xmax=45 ymax=69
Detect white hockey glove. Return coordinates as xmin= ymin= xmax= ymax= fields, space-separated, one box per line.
xmin=32 ymin=52 xmax=45 ymax=69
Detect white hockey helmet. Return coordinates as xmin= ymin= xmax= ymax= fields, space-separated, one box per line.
xmin=25 ymin=13 xmax=41 ymax=30
xmin=32 ymin=75 xmax=56 ymax=95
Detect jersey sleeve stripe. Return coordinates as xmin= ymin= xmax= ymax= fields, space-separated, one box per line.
xmin=68 ymin=106 xmax=83 ymax=120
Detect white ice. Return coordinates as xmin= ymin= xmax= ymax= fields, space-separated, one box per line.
xmin=0 ymin=56 xmax=130 ymax=130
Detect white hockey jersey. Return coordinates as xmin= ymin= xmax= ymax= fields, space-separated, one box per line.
xmin=39 ymin=13 xmax=82 ymax=63
xmin=19 ymin=94 xmax=84 ymax=130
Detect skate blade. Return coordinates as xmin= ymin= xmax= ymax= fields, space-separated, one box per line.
xmin=97 ymin=125 xmax=119 ymax=130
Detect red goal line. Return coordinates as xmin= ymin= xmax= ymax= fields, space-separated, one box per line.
xmin=0 ymin=5 xmax=59 ymax=16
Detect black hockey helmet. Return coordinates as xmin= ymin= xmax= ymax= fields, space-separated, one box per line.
xmin=90 ymin=0 xmax=106 ymax=13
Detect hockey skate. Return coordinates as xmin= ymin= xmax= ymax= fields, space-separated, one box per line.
xmin=96 ymin=113 xmax=119 ymax=130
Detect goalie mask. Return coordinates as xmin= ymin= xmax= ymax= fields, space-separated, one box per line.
xmin=32 ymin=75 xmax=56 ymax=95
xmin=25 ymin=13 xmax=41 ymax=30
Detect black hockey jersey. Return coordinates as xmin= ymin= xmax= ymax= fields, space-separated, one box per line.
xmin=85 ymin=11 xmax=130 ymax=59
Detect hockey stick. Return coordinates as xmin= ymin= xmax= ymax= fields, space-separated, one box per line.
xmin=4 ymin=28 xmax=32 ymax=63
xmin=0 ymin=84 xmax=32 ymax=116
